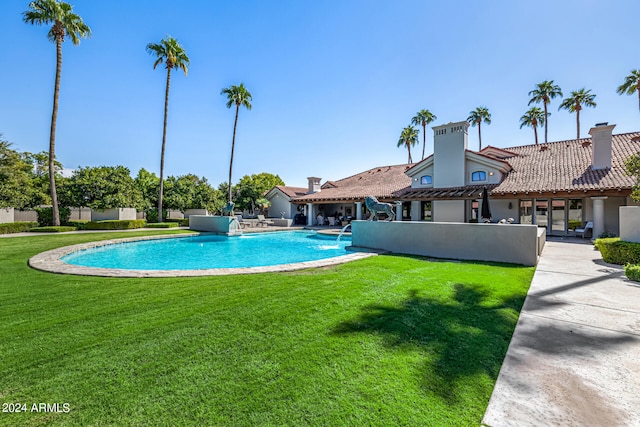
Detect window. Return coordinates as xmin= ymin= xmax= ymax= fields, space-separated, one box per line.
xmin=421 ymin=201 xmax=432 ymax=221
xmin=471 ymin=171 xmax=487 ymax=182
xmin=420 ymin=175 xmax=432 ymax=185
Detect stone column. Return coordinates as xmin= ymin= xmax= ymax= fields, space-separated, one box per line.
xmin=307 ymin=203 xmax=314 ymax=226
xmin=591 ymin=196 xmax=607 ymax=238
xmin=355 ymin=202 xmax=362 ymax=220
xmin=395 ymin=202 xmax=402 ymax=221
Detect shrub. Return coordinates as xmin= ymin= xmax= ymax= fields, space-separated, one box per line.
xmin=66 ymin=220 xmax=90 ymax=230
xmin=0 ymin=221 xmax=38 ymax=234
xmin=594 ymin=238 xmax=640 ymax=265
xmin=567 ymin=219 xmax=582 ymax=230
xmin=145 ymin=209 xmax=167 ymax=223
xmin=179 ymin=218 xmax=189 ymax=227
xmin=145 ymin=222 xmax=178 ymax=228
xmin=34 ymin=207 xmax=71 ymax=226
xmin=85 ymin=220 xmax=146 ymax=230
xmin=598 ymin=230 xmax=617 ymax=239
xmin=29 ymin=226 xmax=77 ymax=233
xmin=624 ymin=264 xmax=640 ymax=282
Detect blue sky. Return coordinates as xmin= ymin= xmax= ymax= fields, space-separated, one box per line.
xmin=1 ymin=0 xmax=639 ymax=188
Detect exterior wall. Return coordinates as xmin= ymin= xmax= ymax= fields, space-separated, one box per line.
xmin=433 ymin=122 xmax=468 ymax=188
xmin=490 ymin=199 xmax=518 ymax=222
xmin=352 ymin=220 xmax=540 ymax=266
xmin=464 ymin=160 xmax=503 ymax=185
xmin=267 ymin=193 xmax=294 ymax=218
xmin=620 ymin=206 xmax=640 ymax=243
xmin=0 ymin=207 xmax=14 ymax=223
xmin=166 ymin=209 xmax=185 ymax=220
xmin=433 ymin=200 xmax=465 ymax=222
xmin=91 ymin=208 xmax=137 ymax=221
xmin=189 ymin=215 xmax=241 ymax=235
xmin=410 ymin=201 xmax=422 ymax=221
xmin=410 ymin=164 xmax=434 ymax=189
xmin=626 ymin=197 xmax=640 ymax=207
xmin=604 ymin=197 xmax=626 ymax=236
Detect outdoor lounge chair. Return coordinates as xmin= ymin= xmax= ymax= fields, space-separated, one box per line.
xmin=235 ymin=215 xmax=248 ymax=229
xmin=575 ymin=221 xmax=593 ymax=238
xmin=257 ymin=215 xmax=273 ymax=227
xmin=328 ymin=217 xmax=336 ymax=226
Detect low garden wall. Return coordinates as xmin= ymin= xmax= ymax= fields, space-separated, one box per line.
xmin=351 ymin=220 xmax=542 ymax=266
xmin=620 ymin=206 xmax=640 ymax=243
xmin=0 ymin=207 xmax=14 ymax=223
xmin=91 ymin=208 xmax=137 ymax=221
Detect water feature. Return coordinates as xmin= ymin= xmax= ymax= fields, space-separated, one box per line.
xmin=336 ymin=223 xmax=351 ymax=243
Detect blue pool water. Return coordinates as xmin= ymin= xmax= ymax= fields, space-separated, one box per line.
xmin=61 ymin=231 xmax=351 ymax=270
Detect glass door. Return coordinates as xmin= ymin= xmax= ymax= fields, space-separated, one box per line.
xmin=535 ymin=199 xmax=548 ymax=232
xmin=551 ymin=199 xmax=566 ymax=234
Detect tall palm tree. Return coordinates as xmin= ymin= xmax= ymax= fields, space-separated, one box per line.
xmin=147 ymin=36 xmax=189 ymax=222
xmin=559 ymin=88 xmax=597 ymax=140
xmin=528 ymin=80 xmax=563 ymax=144
xmin=467 ymin=107 xmax=491 ymax=150
xmin=617 ymin=69 xmax=640 ymax=113
xmin=221 ymin=83 xmax=252 ymax=211
xmin=519 ymin=107 xmax=546 ymax=145
xmin=23 ymin=0 xmax=91 ymax=226
xmin=411 ymin=109 xmax=437 ymax=160
xmin=397 ymin=126 xmax=419 ymax=164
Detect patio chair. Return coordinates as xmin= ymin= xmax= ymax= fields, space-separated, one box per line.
xmin=328 ymin=217 xmax=336 ymax=226
xmin=575 ymin=221 xmax=593 ymax=238
xmin=257 ymin=214 xmax=273 ymax=227
xmin=317 ymin=215 xmax=324 ymax=226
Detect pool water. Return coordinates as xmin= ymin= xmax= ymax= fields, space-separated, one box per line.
xmin=61 ymin=231 xmax=351 ymax=270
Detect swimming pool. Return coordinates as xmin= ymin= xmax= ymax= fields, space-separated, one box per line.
xmin=61 ymin=231 xmax=352 ymax=271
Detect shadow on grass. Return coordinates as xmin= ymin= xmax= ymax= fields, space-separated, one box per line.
xmin=332 ymin=285 xmax=525 ymax=403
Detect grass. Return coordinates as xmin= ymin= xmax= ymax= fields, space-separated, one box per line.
xmin=0 ymin=231 xmax=534 ymax=426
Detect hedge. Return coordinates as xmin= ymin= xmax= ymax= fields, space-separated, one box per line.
xmin=624 ymin=264 xmax=640 ymax=282
xmin=145 ymin=222 xmax=179 ymax=228
xmin=85 ymin=219 xmax=146 ymax=230
xmin=66 ymin=220 xmax=90 ymax=230
xmin=0 ymin=221 xmax=38 ymax=234
xmin=594 ymin=238 xmax=640 ymax=265
xmin=34 ymin=207 xmax=71 ymax=226
xmin=30 ymin=226 xmax=78 ymax=233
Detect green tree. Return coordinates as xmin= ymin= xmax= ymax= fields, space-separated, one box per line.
xmin=519 ymin=107 xmax=546 ymax=145
xmin=528 ymin=80 xmax=563 ymax=144
xmin=164 ymin=174 xmax=224 ymax=213
xmin=147 ymin=36 xmax=189 ymax=222
xmin=617 ymin=69 xmax=640 ymax=113
xmin=255 ymin=197 xmax=271 ymax=215
xmin=63 ymin=166 xmax=143 ymax=210
xmin=221 ymin=83 xmax=253 ymax=211
xmin=235 ymin=172 xmax=285 ymax=212
xmin=397 ymin=126 xmax=419 ymax=164
xmin=0 ymin=137 xmax=33 ymax=209
xmin=134 ymin=168 xmax=160 ymax=212
xmin=411 ymin=109 xmax=437 ymax=160
xmin=467 ymin=107 xmax=491 ymax=150
xmin=23 ymin=0 xmax=91 ymax=225
xmin=559 ymin=88 xmax=597 ymax=140
xmin=625 ymin=153 xmax=640 ymax=201
xmin=21 ymin=151 xmax=64 ymax=207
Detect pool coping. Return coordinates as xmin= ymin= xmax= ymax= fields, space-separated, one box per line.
xmin=28 ymin=232 xmax=381 ymax=277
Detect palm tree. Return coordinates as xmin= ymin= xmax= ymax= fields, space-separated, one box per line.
xmin=146 ymin=36 xmax=189 ymax=222
xmin=411 ymin=109 xmax=437 ymax=160
xmin=23 ymin=0 xmax=91 ymax=226
xmin=519 ymin=107 xmax=546 ymax=145
xmin=221 ymin=83 xmax=252 ymax=211
xmin=617 ymin=69 xmax=640 ymax=113
xmin=559 ymin=88 xmax=597 ymax=140
xmin=467 ymin=107 xmax=491 ymax=150
xmin=528 ymin=80 xmax=563 ymax=144
xmin=397 ymin=126 xmax=419 ymax=164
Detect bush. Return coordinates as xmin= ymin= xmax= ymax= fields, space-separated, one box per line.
xmin=568 ymin=219 xmax=582 ymax=230
xmin=66 ymin=220 xmax=90 ymax=230
xmin=624 ymin=264 xmax=640 ymax=282
xmin=165 ymin=218 xmax=189 ymax=226
xmin=145 ymin=209 xmax=167 ymax=223
xmin=145 ymin=222 xmax=178 ymax=228
xmin=85 ymin=220 xmax=146 ymax=230
xmin=0 ymin=221 xmax=38 ymax=234
xmin=594 ymin=238 xmax=640 ymax=265
xmin=34 ymin=207 xmax=71 ymax=226
xmin=29 ymin=226 xmax=77 ymax=233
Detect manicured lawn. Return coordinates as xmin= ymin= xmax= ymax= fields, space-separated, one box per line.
xmin=0 ymin=231 xmax=534 ymax=426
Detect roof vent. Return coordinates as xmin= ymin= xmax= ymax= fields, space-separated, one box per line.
xmin=595 ymin=122 xmax=608 ymax=127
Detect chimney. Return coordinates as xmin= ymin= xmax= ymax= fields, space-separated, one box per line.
xmin=589 ymin=123 xmax=615 ymax=170
xmin=432 ymin=121 xmax=469 ymax=187
xmin=307 ymin=177 xmax=322 ymax=194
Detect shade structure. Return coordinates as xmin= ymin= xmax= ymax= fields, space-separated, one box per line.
xmin=481 ymin=187 xmax=492 ymax=222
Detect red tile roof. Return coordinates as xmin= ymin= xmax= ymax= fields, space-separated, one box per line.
xmin=273 ymin=185 xmax=308 ymax=198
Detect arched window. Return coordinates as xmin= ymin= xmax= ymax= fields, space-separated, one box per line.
xmin=471 ymin=171 xmax=487 ymax=182
xmin=420 ymin=175 xmax=432 ymax=185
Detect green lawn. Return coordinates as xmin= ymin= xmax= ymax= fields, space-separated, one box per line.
xmin=0 ymin=231 xmax=534 ymax=426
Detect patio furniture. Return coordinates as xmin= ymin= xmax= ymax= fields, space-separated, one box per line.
xmin=328 ymin=217 xmax=336 ymax=226
xmin=235 ymin=215 xmax=248 ymax=229
xmin=575 ymin=221 xmax=593 ymax=238
xmin=317 ymin=215 xmax=324 ymax=226
xmin=257 ymin=215 xmax=274 ymax=227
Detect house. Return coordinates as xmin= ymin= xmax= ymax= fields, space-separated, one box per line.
xmin=264 ymin=185 xmax=308 ymax=219
xmin=267 ymin=120 xmax=640 ymax=237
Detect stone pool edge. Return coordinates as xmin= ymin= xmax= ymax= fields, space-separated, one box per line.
xmin=28 ymin=233 xmax=382 ymax=278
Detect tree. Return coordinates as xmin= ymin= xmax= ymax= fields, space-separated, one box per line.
xmin=221 ymin=83 xmax=252 ymax=212
xmin=63 ymin=166 xmax=143 ymax=210
xmin=22 ymin=150 xmax=64 ymax=207
xmin=0 ymin=136 xmax=33 ymax=209
xmin=625 ymin=153 xmax=640 ymax=201
xmin=397 ymin=126 xmax=419 ymax=164
xmin=519 ymin=107 xmax=546 ymax=145
xmin=617 ymin=69 xmax=640 ymax=113
xmin=134 ymin=168 xmax=160 ymax=212
xmin=528 ymin=80 xmax=563 ymax=144
xmin=234 ymin=172 xmax=285 ymax=212
xmin=467 ymin=107 xmax=491 ymax=150
xmin=147 ymin=36 xmax=189 ymax=222
xmin=411 ymin=109 xmax=437 ymax=160
xmin=23 ymin=0 xmax=91 ymax=226
xmin=559 ymin=88 xmax=597 ymax=140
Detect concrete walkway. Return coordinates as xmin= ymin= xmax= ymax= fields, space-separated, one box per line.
xmin=483 ymin=238 xmax=640 ymax=426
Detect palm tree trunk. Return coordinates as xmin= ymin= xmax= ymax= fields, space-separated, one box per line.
xmin=534 ymin=124 xmax=539 ymax=145
xmin=157 ymin=67 xmax=172 ymax=222
xmin=478 ymin=123 xmax=482 ymax=150
xmin=228 ymin=104 xmax=240 ymax=209
xmin=543 ymin=102 xmax=548 ymax=144
xmin=421 ymin=123 xmax=426 ymax=160
xmin=576 ymin=105 xmax=581 ymax=140
xmin=407 ymin=143 xmax=412 ymax=164
xmin=49 ymin=38 xmax=63 ymax=226
xmin=637 ymin=82 xmax=640 ymax=112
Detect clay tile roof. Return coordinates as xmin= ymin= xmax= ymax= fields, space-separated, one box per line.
xmin=274 ymin=185 xmax=308 ymax=198
xmin=493 ymin=132 xmax=640 ymax=194
xmin=293 ymin=164 xmax=412 ymax=202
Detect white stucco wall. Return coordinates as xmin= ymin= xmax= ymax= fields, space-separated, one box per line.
xmin=433 ymin=122 xmax=468 ymax=188
xmin=604 ymin=197 xmax=625 ymax=236
xmin=433 ymin=200 xmax=465 ymax=222
xmin=620 ymin=206 xmax=640 ymax=243
xmin=352 ymin=220 xmax=540 ymax=266
xmin=0 ymin=207 xmax=14 ymax=223
xmin=268 ymin=195 xmax=294 ymax=219
xmin=91 ymin=208 xmax=137 ymax=221
xmin=184 ymin=209 xmax=209 ymax=218
xmin=489 ymin=199 xmax=518 ymax=222
xmin=465 ymin=160 xmax=503 ymax=185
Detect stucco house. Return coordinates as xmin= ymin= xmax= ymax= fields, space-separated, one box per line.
xmin=266 ymin=120 xmax=640 ymax=237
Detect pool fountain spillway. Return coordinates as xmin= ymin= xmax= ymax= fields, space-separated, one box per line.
xmin=336 ymin=223 xmax=351 ymax=243
xmin=189 ymin=215 xmax=243 ymax=235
